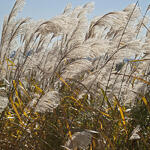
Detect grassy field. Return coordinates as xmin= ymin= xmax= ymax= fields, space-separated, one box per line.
xmin=0 ymin=0 xmax=150 ymax=149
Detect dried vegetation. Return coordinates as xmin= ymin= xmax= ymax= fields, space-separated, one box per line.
xmin=0 ymin=0 xmax=150 ymax=149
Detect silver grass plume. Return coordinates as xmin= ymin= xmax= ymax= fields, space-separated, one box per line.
xmin=64 ymin=130 xmax=93 ymax=150
xmin=129 ymin=125 xmax=141 ymax=140
xmin=0 ymin=87 xmax=8 ymax=113
xmin=0 ymin=0 xmax=25 ymax=114
xmin=29 ymin=90 xmax=60 ymax=113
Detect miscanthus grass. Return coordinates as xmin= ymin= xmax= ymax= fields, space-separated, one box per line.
xmin=0 ymin=0 xmax=150 ymax=149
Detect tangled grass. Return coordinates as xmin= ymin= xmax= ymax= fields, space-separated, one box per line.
xmin=0 ymin=0 xmax=150 ymax=149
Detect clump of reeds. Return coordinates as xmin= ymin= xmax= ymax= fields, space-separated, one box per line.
xmin=0 ymin=0 xmax=150 ymax=149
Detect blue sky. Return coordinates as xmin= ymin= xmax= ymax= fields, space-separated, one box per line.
xmin=0 ymin=0 xmax=149 ymax=31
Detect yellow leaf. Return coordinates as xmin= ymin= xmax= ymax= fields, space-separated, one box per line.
xmin=114 ymin=96 xmax=127 ymax=133
xmin=30 ymin=112 xmax=39 ymax=120
xmin=129 ymin=58 xmax=150 ymax=63
xmin=66 ymin=122 xmax=72 ymax=139
xmin=142 ymin=97 xmax=148 ymax=105
xmin=99 ymin=110 xmax=111 ymax=118
xmin=115 ymin=73 xmax=150 ymax=86
xmin=34 ymin=132 xmax=38 ymax=135
xmin=5 ymin=57 xmax=15 ymax=66
xmin=9 ymin=94 xmax=23 ymax=125
xmin=7 ymin=111 xmax=14 ymax=121
xmin=142 ymin=96 xmax=150 ymax=112
xmin=118 ymin=106 xmax=126 ymax=126
xmin=11 ymin=133 xmax=17 ymax=138
xmin=113 ymin=136 xmax=116 ymax=141
xmin=5 ymin=57 xmax=16 ymax=70
xmin=14 ymin=101 xmax=20 ymax=108
xmin=23 ymin=111 xmax=29 ymax=119
xmin=99 ymin=120 xmax=103 ymax=129
xmin=90 ymin=144 xmax=93 ymax=150
xmin=92 ymin=139 xmax=96 ymax=148
xmin=34 ymin=84 xmax=43 ymax=94
xmin=70 ymin=96 xmax=83 ymax=107
xmin=118 ymin=120 xmax=122 ymax=126
xmin=64 ymin=96 xmax=83 ymax=108
xmin=56 ymin=73 xmax=71 ymax=90
xmin=13 ymin=80 xmax=23 ymax=108
xmin=17 ymin=130 xmax=22 ymax=135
